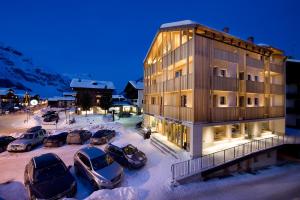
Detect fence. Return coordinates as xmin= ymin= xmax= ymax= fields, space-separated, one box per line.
xmin=171 ymin=135 xmax=300 ymax=182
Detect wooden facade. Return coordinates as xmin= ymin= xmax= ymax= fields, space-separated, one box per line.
xmin=143 ymin=23 xmax=285 ymax=124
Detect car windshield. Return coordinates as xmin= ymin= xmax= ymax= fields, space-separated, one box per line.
xmin=34 ymin=163 xmax=67 ymax=183
xmin=122 ymin=145 xmax=138 ymax=155
xmin=91 ymin=154 xmax=113 ymax=170
xmin=20 ymin=134 xmax=34 ymax=139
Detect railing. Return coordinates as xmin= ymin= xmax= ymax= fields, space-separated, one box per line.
xmin=180 ymin=107 xmax=193 ymax=121
xmin=164 ymin=105 xmax=179 ymax=119
xmin=246 ymin=80 xmax=264 ymax=93
xmin=212 ymin=76 xmax=237 ymax=91
xmin=269 ymin=106 xmax=284 ymax=117
xmin=211 ymin=107 xmax=239 ymax=121
xmin=270 ymin=63 xmax=284 ymax=73
xmin=270 ymin=83 xmax=284 ymax=94
xmin=245 ymin=107 xmax=265 ymax=119
xmin=144 ymin=104 xmax=161 ymax=115
xmin=246 ymin=57 xmax=264 ymax=69
xmin=171 ymin=135 xmax=300 ymax=182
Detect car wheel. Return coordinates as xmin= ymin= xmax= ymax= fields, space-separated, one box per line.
xmin=26 ymin=145 xmax=32 ymax=152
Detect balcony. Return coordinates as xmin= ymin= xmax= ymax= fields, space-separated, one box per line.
xmin=246 ymin=80 xmax=264 ymax=93
xmin=270 ymin=63 xmax=284 ymax=74
xmin=245 ymin=107 xmax=266 ymax=119
xmin=165 ymin=74 xmax=192 ymax=92
xmin=164 ymin=105 xmax=179 ymax=119
xmin=270 ymin=83 xmax=284 ymax=94
xmin=246 ymin=57 xmax=264 ymax=69
xmin=180 ymin=107 xmax=193 ymax=121
xmin=143 ymin=104 xmax=161 ymax=116
xmin=211 ymin=107 xmax=239 ymax=122
xmin=269 ymin=106 xmax=284 ymax=118
xmin=212 ymin=76 xmax=237 ymax=91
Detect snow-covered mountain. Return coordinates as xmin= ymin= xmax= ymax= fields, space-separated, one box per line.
xmin=0 ymin=44 xmax=70 ymax=97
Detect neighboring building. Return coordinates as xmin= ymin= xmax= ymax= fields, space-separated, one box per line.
xmin=63 ymin=92 xmax=77 ymax=98
xmin=286 ymin=59 xmax=300 ymax=128
xmin=47 ymin=96 xmax=75 ymax=108
xmin=143 ymin=20 xmax=286 ymax=157
xmin=0 ymin=88 xmax=19 ymax=110
xmin=110 ymin=94 xmax=135 ymax=113
xmin=70 ymin=78 xmax=115 ymax=115
xmin=123 ymin=79 xmax=144 ymax=113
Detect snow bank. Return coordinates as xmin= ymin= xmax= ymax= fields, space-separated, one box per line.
xmin=84 ymin=187 xmax=142 ymax=200
xmin=0 ymin=181 xmax=28 ymax=200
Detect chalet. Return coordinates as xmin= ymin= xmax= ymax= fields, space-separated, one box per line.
xmin=286 ymin=59 xmax=300 ymax=128
xmin=123 ymin=79 xmax=144 ymax=113
xmin=143 ymin=20 xmax=286 ymax=157
xmin=0 ymin=88 xmax=19 ymax=110
xmin=110 ymin=94 xmax=135 ymax=113
xmin=47 ymin=96 xmax=75 ymax=108
xmin=70 ymin=78 xmax=115 ymax=115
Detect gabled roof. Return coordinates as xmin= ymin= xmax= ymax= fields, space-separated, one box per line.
xmin=287 ymin=59 xmax=300 ymax=63
xmin=48 ymin=96 xmax=75 ymax=101
xmin=128 ymin=80 xmax=144 ymax=90
xmin=112 ymin=94 xmax=126 ymax=99
xmin=160 ymin=20 xmax=198 ymax=29
xmin=0 ymin=88 xmax=14 ymax=95
xmin=63 ymin=92 xmax=77 ymax=97
xmin=70 ymin=79 xmax=115 ymax=90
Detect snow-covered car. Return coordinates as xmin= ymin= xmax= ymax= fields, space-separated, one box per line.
xmin=43 ymin=114 xmax=59 ymax=123
xmin=0 ymin=136 xmax=15 ymax=153
xmin=74 ymin=147 xmax=123 ymax=190
xmin=105 ymin=142 xmax=147 ymax=169
xmin=7 ymin=126 xmax=47 ymax=152
xmin=42 ymin=110 xmax=56 ymax=118
xmin=24 ymin=153 xmax=77 ymax=200
xmin=90 ymin=129 xmax=116 ymax=145
xmin=44 ymin=132 xmax=68 ymax=147
xmin=66 ymin=130 xmax=92 ymax=145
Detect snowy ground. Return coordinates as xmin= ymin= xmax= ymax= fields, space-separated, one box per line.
xmin=0 ymin=110 xmax=300 ymax=200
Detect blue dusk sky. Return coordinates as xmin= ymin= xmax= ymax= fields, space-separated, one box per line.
xmin=0 ymin=0 xmax=299 ymax=91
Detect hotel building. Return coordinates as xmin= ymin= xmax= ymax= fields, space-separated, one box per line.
xmin=143 ymin=20 xmax=286 ymax=157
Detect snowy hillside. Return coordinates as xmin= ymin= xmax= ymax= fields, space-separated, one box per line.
xmin=0 ymin=44 xmax=70 ymax=97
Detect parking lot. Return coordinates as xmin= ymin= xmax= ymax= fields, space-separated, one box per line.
xmin=0 ymin=110 xmax=176 ymax=200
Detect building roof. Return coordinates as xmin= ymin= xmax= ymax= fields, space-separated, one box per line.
xmin=63 ymin=92 xmax=77 ymax=96
xmin=128 ymin=80 xmax=144 ymax=90
xmin=112 ymin=100 xmax=132 ymax=106
xmin=48 ymin=96 xmax=75 ymax=101
xmin=160 ymin=20 xmax=198 ymax=29
xmin=112 ymin=94 xmax=126 ymax=99
xmin=0 ymin=88 xmax=14 ymax=95
xmin=70 ymin=78 xmax=115 ymax=90
xmin=287 ymin=59 xmax=300 ymax=63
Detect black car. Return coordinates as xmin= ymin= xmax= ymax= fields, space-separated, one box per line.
xmin=44 ymin=132 xmax=68 ymax=147
xmin=42 ymin=111 xmax=56 ymax=118
xmin=43 ymin=114 xmax=59 ymax=123
xmin=90 ymin=130 xmax=116 ymax=145
xmin=24 ymin=153 xmax=77 ymax=200
xmin=0 ymin=136 xmax=15 ymax=153
xmin=105 ymin=142 xmax=147 ymax=169
xmin=67 ymin=130 xmax=92 ymax=145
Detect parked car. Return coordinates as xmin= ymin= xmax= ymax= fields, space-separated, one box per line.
xmin=67 ymin=130 xmax=92 ymax=145
xmin=43 ymin=114 xmax=59 ymax=123
xmin=42 ymin=111 xmax=56 ymax=118
xmin=24 ymin=153 xmax=77 ymax=200
xmin=44 ymin=132 xmax=68 ymax=147
xmin=74 ymin=147 xmax=123 ymax=190
xmin=105 ymin=142 xmax=147 ymax=169
xmin=90 ymin=130 xmax=116 ymax=145
xmin=0 ymin=136 xmax=15 ymax=153
xmin=7 ymin=126 xmax=47 ymax=152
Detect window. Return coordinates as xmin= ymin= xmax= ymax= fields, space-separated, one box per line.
xmin=175 ymin=70 xmax=182 ymax=78
xmin=78 ymin=153 xmax=91 ymax=169
xmin=220 ymin=69 xmax=226 ymax=77
xmin=254 ymin=98 xmax=259 ymax=106
xmin=247 ymin=74 xmax=252 ymax=81
xmin=254 ymin=76 xmax=259 ymax=82
xmin=247 ymin=97 xmax=252 ymax=105
xmin=220 ymin=96 xmax=226 ymax=105
xmin=181 ymin=95 xmax=187 ymax=107
xmin=151 ymin=97 xmax=156 ymax=105
xmin=239 ymin=72 xmax=244 ymax=80
xmin=239 ymin=96 xmax=244 ymax=107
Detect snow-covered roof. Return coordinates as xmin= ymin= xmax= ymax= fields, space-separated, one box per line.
xmin=70 ymin=79 xmax=115 ymax=90
xmin=287 ymin=59 xmax=300 ymax=63
xmin=160 ymin=20 xmax=198 ymax=29
xmin=129 ymin=80 xmax=144 ymax=90
xmin=112 ymin=94 xmax=126 ymax=99
xmin=0 ymin=88 xmax=14 ymax=95
xmin=48 ymin=96 xmax=75 ymax=101
xmin=63 ymin=92 xmax=77 ymax=96
xmin=112 ymin=100 xmax=132 ymax=106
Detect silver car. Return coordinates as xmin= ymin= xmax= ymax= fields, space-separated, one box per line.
xmin=74 ymin=146 xmax=124 ymax=190
xmin=7 ymin=126 xmax=47 ymax=152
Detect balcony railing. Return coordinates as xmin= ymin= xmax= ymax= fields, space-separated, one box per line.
xmin=211 ymin=107 xmax=239 ymax=121
xmin=270 ymin=63 xmax=284 ymax=73
xmin=269 ymin=106 xmax=284 ymax=117
xmin=165 ymin=74 xmax=192 ymax=92
xmin=164 ymin=105 xmax=179 ymax=119
xmin=180 ymin=107 xmax=193 ymax=121
xmin=270 ymin=83 xmax=284 ymax=94
xmin=212 ymin=76 xmax=237 ymax=91
xmin=143 ymin=104 xmax=161 ymax=116
xmin=246 ymin=80 xmax=264 ymax=93
xmin=246 ymin=57 xmax=264 ymax=69
xmin=245 ymin=107 xmax=266 ymax=119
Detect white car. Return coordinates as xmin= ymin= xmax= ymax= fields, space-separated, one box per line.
xmin=7 ymin=126 xmax=47 ymax=152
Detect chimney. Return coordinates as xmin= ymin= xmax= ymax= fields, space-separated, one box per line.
xmin=222 ymin=27 xmax=229 ymax=33
xmin=247 ymin=36 xmax=254 ymax=43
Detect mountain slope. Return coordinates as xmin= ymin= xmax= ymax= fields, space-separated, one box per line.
xmin=0 ymin=44 xmax=70 ymax=97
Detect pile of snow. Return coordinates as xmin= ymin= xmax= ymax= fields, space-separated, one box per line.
xmin=85 ymin=187 xmax=143 ymax=200
xmin=160 ymin=20 xmax=197 ymax=29
xmin=0 ymin=181 xmax=28 ymax=200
